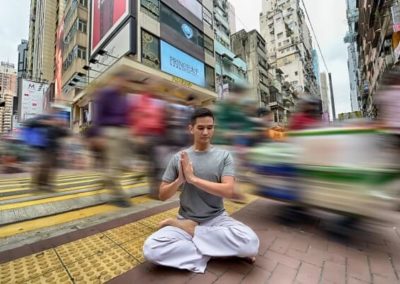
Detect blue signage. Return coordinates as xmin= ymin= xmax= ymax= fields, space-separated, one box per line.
xmin=160 ymin=41 xmax=205 ymax=87
xmin=181 ymin=24 xmax=193 ymax=39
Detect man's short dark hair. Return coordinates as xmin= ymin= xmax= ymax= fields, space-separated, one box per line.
xmin=190 ymin=108 xmax=214 ymax=125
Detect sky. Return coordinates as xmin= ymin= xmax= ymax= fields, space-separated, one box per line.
xmin=0 ymin=0 xmax=352 ymax=114
xmin=230 ymin=0 xmax=352 ymax=114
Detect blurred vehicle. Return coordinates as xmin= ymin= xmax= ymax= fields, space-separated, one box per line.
xmin=247 ymin=126 xmax=400 ymax=226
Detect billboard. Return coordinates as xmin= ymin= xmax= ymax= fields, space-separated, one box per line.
xmin=89 ymin=20 xmax=132 ymax=82
xmin=91 ymin=0 xmax=129 ymax=56
xmin=19 ymin=79 xmax=48 ymax=121
xmin=55 ymin=17 xmax=64 ymax=99
xmin=160 ymin=41 xmax=205 ymax=87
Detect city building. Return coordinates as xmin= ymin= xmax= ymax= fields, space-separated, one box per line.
xmin=60 ymin=0 xmax=89 ymax=103
xmin=17 ymin=40 xmax=29 ymax=79
xmin=213 ymin=0 xmax=247 ymax=100
xmin=356 ymin=0 xmax=399 ymax=117
xmin=27 ymin=0 xmax=59 ymax=82
xmin=72 ymin=0 xmax=218 ymax=133
xmin=311 ymin=49 xmax=320 ymax=87
xmin=260 ymin=0 xmax=320 ymax=98
xmin=320 ymin=72 xmax=331 ymax=121
xmin=227 ymin=1 xmax=237 ymax=34
xmin=344 ymin=0 xmax=360 ymax=112
xmin=0 ymin=62 xmax=17 ymax=133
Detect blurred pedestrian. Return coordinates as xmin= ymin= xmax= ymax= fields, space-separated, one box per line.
xmin=288 ymin=97 xmax=322 ymax=130
xmin=24 ymin=107 xmax=69 ymax=192
xmin=93 ymin=71 xmax=132 ymax=207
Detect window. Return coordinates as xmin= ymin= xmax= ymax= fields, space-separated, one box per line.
xmin=294 ymin=71 xmax=298 ymax=76
xmin=277 ymin=32 xmax=283 ymax=39
xmin=203 ymin=35 xmax=214 ymax=55
xmin=160 ymin=4 xmax=204 ymax=48
xmin=79 ymin=0 xmax=87 ymax=7
xmin=203 ymin=7 xmax=213 ymax=28
xmin=141 ymin=0 xmax=160 ymax=20
xmin=78 ymin=20 xmax=87 ymax=33
xmin=205 ymin=65 xmax=215 ymax=91
xmin=141 ymin=29 xmax=160 ymax=69
xmin=77 ymin=46 xmax=86 ymax=59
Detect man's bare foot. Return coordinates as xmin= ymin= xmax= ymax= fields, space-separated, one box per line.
xmin=159 ymin=218 xmax=198 ymax=236
xmin=243 ymin=256 xmax=256 ymax=264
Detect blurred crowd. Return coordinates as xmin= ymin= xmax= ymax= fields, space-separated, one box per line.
xmin=0 ymin=69 xmax=399 ymax=212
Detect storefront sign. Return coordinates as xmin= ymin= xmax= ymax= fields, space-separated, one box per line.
xmin=172 ymin=76 xmax=193 ymax=87
xmin=161 ymin=41 xmax=205 ymax=87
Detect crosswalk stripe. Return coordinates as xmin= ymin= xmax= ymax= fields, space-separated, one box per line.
xmin=0 ymin=183 xmax=147 ymax=211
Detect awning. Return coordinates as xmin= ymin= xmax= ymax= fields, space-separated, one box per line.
xmin=73 ymin=56 xmax=217 ymax=107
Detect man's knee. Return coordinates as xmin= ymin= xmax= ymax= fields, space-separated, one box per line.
xmin=232 ymin=226 xmax=260 ymax=256
xmin=143 ymin=237 xmax=160 ymax=263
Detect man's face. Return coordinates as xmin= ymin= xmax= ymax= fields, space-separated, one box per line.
xmin=189 ymin=116 xmax=215 ymax=144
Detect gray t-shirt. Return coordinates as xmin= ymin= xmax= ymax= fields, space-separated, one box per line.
xmin=162 ymin=146 xmax=235 ymax=223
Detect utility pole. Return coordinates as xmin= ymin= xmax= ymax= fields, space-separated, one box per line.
xmin=328 ymin=72 xmax=336 ymax=120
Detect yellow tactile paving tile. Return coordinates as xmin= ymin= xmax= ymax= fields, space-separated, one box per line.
xmin=0 ymin=249 xmax=63 ymax=284
xmin=104 ymin=222 xmax=154 ymax=245
xmin=2 ymin=196 xmax=256 ymax=283
xmin=120 ymin=235 xmax=148 ymax=263
xmin=25 ymin=267 xmax=72 ymax=284
xmin=56 ymin=234 xmax=116 ymax=266
xmin=66 ymin=246 xmax=138 ymax=283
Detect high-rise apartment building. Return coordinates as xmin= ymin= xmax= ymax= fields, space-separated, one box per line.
xmin=320 ymin=72 xmax=331 ymax=121
xmin=17 ymin=40 xmax=29 ymax=79
xmin=0 ymin=62 xmax=17 ymax=133
xmin=344 ymin=0 xmax=360 ymax=112
xmin=231 ymin=30 xmax=269 ymax=106
xmin=61 ymin=0 xmax=89 ymax=101
xmin=213 ymin=0 xmax=247 ymax=99
xmin=27 ymin=0 xmax=59 ymax=82
xmin=260 ymin=0 xmax=319 ymax=97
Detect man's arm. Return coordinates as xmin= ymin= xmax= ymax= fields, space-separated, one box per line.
xmin=158 ymin=154 xmax=185 ymax=201
xmin=189 ymin=176 xmax=235 ymax=199
xmin=159 ymin=179 xmax=184 ymax=201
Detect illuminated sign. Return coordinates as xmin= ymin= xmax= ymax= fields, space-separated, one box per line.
xmin=160 ymin=41 xmax=205 ymax=87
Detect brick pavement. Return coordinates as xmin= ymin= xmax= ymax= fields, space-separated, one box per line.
xmin=110 ymin=198 xmax=400 ymax=284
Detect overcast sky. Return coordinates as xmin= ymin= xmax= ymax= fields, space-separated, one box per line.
xmin=0 ymin=0 xmax=351 ymax=114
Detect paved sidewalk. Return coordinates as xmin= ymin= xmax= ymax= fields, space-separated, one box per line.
xmin=110 ymin=198 xmax=400 ymax=284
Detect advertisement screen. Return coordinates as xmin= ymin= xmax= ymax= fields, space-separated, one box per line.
xmin=55 ymin=17 xmax=64 ymax=99
xmin=19 ymin=79 xmax=48 ymax=121
xmin=160 ymin=41 xmax=205 ymax=87
xmin=91 ymin=0 xmax=129 ymax=56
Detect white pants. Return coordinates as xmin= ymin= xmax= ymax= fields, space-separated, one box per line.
xmin=143 ymin=212 xmax=259 ymax=273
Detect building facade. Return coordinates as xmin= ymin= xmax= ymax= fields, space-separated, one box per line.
xmin=213 ymin=0 xmax=247 ymax=100
xmin=356 ymin=0 xmax=399 ymax=117
xmin=27 ymin=0 xmax=59 ymax=82
xmin=72 ymin=0 xmax=218 ymax=133
xmin=0 ymin=62 xmax=17 ymax=133
xmin=60 ymin=0 xmax=89 ymax=102
xmin=344 ymin=0 xmax=360 ymax=112
xmin=17 ymin=40 xmax=29 ymax=79
xmin=260 ymin=0 xmax=319 ymax=98
xmin=320 ymin=72 xmax=331 ymax=121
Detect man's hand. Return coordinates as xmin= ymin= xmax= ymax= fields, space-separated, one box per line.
xmin=181 ymin=151 xmax=195 ymax=184
xmin=177 ymin=156 xmax=186 ymax=185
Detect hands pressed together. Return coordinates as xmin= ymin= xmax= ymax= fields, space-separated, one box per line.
xmin=177 ymin=151 xmax=196 ymax=185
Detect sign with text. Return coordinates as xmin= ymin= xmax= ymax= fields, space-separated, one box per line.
xmin=19 ymin=79 xmax=48 ymax=121
xmin=160 ymin=41 xmax=205 ymax=87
